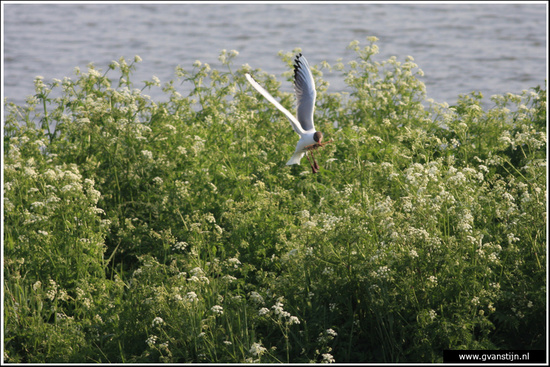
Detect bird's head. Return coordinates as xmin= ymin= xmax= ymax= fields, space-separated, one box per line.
xmin=313 ymin=131 xmax=323 ymax=143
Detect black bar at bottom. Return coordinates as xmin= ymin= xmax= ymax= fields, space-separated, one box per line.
xmin=443 ymin=350 xmax=546 ymax=363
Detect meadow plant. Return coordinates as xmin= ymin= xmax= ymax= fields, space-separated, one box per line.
xmin=3 ymin=38 xmax=546 ymax=362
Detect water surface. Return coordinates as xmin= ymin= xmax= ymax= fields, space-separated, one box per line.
xmin=3 ymin=3 xmax=547 ymax=108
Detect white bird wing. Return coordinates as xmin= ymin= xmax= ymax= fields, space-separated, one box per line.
xmin=294 ymin=54 xmax=317 ymax=132
xmin=245 ymin=73 xmax=306 ymax=136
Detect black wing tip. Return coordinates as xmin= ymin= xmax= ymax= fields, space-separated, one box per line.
xmin=294 ymin=53 xmax=304 ymax=73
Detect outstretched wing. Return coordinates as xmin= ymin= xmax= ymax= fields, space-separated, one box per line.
xmin=245 ymin=73 xmax=305 ymax=136
xmin=294 ymin=54 xmax=316 ymax=132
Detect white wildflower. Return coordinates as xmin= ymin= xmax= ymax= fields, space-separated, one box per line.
xmin=303 ymin=220 xmax=317 ymax=229
xmin=173 ymin=241 xmax=188 ymax=251
xmin=271 ymin=301 xmax=290 ymax=319
xmin=288 ymin=316 xmax=301 ymax=325
xmin=507 ymin=233 xmax=520 ymax=244
xmin=214 ymin=224 xmax=224 ymax=234
xmin=211 ymin=305 xmax=224 ymax=315
xmin=321 ymin=353 xmax=336 ymax=363
xmin=88 ymin=68 xmax=102 ymax=78
xmin=205 ymin=212 xmax=216 ymax=223
xmin=146 ymin=335 xmax=158 ymax=347
xmin=141 ymin=150 xmax=153 ymax=159
xmin=222 ymin=275 xmax=237 ymax=283
xmin=249 ymin=342 xmax=267 ymax=357
xmin=152 ymin=317 xmax=164 ymax=327
xmin=376 ymin=266 xmax=390 ymax=279
xmin=58 ymin=289 xmax=69 ymax=301
xmin=190 ymin=267 xmax=204 ymax=277
xmin=250 ymin=291 xmax=264 ymax=305
xmin=186 ymin=291 xmax=198 ymax=302
xmin=227 ymin=257 xmax=241 ymax=268
xmin=488 ymin=252 xmax=499 ymax=263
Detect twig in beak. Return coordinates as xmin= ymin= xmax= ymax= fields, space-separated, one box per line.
xmin=304 ymin=139 xmax=334 ymax=151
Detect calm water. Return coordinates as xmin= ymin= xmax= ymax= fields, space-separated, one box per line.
xmin=3 ymin=3 xmax=547 ymax=108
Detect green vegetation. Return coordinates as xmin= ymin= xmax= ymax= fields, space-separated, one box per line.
xmin=3 ymin=38 xmax=546 ymax=363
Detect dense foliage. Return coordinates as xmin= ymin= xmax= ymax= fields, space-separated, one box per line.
xmin=3 ymin=38 xmax=547 ymax=362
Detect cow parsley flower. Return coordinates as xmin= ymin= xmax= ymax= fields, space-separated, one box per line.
xmin=211 ymin=305 xmax=224 ymax=315
xmin=152 ymin=317 xmax=164 ymax=327
xmin=186 ymin=291 xmax=198 ymax=302
xmin=173 ymin=241 xmax=188 ymax=251
xmin=227 ymin=257 xmax=241 ymax=268
xmin=288 ymin=316 xmax=301 ymax=325
xmin=321 ymin=353 xmax=335 ymax=363
xmin=222 ymin=275 xmax=237 ymax=283
xmin=249 ymin=291 xmax=264 ymax=305
xmin=146 ymin=335 xmax=158 ymax=347
xmin=249 ymin=342 xmax=267 ymax=357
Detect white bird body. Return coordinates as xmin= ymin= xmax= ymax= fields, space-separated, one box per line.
xmin=245 ymin=53 xmax=324 ymax=167
xmin=286 ymin=132 xmax=317 ymax=165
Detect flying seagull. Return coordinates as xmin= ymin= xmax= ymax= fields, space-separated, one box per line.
xmin=245 ymin=54 xmax=331 ymax=173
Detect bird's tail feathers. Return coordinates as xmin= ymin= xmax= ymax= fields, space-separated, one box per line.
xmin=286 ymin=151 xmax=305 ymax=165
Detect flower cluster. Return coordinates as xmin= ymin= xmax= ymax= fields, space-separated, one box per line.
xmin=3 ymin=42 xmax=545 ymax=364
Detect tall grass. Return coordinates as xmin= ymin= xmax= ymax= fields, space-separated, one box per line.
xmin=3 ymin=38 xmax=546 ymax=363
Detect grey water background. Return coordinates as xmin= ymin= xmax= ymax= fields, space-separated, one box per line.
xmin=3 ymin=3 xmax=547 ymax=110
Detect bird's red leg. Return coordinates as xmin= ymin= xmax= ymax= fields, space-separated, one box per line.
xmin=310 ymin=150 xmax=320 ymax=171
xmin=305 ymin=151 xmax=318 ymax=173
